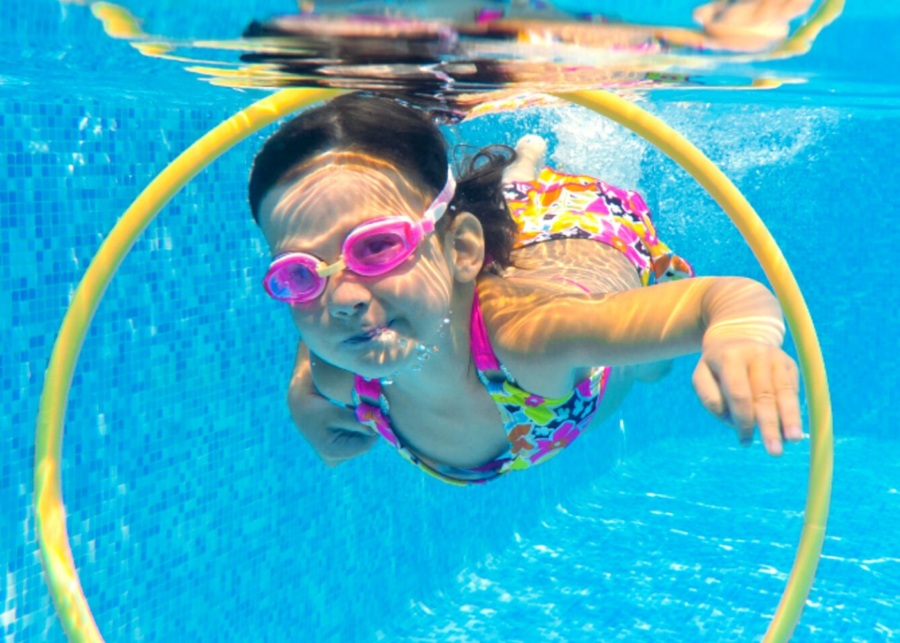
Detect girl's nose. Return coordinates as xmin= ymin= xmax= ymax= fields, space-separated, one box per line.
xmin=326 ymin=276 xmax=371 ymax=318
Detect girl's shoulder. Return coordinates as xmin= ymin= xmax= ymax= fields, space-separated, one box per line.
xmin=475 ymin=274 xmax=595 ymax=397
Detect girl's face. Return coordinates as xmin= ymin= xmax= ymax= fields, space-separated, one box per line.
xmin=257 ymin=156 xmax=459 ymax=379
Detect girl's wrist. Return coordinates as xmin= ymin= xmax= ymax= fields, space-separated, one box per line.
xmin=702 ymin=315 xmax=786 ymax=349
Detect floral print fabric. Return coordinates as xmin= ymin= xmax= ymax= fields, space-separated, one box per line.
xmin=504 ymin=167 xmax=694 ymax=285
xmin=466 ymin=289 xmax=611 ymax=477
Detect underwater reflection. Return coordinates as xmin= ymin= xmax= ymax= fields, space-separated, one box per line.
xmin=75 ymin=0 xmax=842 ymax=116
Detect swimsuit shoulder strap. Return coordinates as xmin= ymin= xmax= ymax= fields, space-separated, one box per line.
xmin=470 ymin=287 xmax=518 ymax=385
xmin=469 ymin=287 xmax=502 ymax=374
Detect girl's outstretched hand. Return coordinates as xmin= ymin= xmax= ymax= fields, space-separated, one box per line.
xmin=692 ymin=339 xmax=804 ymax=456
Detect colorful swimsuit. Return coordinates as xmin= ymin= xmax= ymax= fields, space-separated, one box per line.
xmin=352 ymin=167 xmax=694 ymax=486
xmin=505 ymin=167 xmax=694 ymax=286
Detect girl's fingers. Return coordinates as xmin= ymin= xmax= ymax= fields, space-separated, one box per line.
xmin=313 ymin=405 xmax=379 ymax=465
xmin=697 ymin=346 xmax=804 ymax=457
xmin=289 ymin=382 xmax=379 ymax=465
xmin=692 ymin=360 xmax=728 ymax=421
xmin=716 ymin=353 xmax=755 ymax=445
xmin=323 ymin=423 xmax=379 ymax=463
xmin=749 ymin=353 xmax=782 ymax=455
xmin=774 ymin=357 xmax=803 ymax=441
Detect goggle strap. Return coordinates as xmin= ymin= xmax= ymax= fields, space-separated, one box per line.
xmin=424 ymin=166 xmax=456 ymax=225
xmin=316 ymin=258 xmax=346 ymax=277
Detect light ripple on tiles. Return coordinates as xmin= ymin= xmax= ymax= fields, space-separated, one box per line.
xmin=387 ymin=437 xmax=899 ymax=642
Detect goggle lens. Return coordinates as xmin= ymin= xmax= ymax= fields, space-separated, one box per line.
xmin=345 ymin=227 xmax=413 ymax=275
xmin=264 ymin=258 xmax=325 ymax=303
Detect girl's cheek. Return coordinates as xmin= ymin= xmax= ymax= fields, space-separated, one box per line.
xmin=289 ymin=303 xmax=323 ymax=333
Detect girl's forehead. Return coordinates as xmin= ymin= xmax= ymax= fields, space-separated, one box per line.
xmin=258 ymin=159 xmax=429 ymax=254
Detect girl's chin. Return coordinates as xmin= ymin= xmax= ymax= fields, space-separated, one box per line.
xmin=336 ymin=336 xmax=416 ymax=379
xmin=346 ymin=354 xmax=413 ymax=382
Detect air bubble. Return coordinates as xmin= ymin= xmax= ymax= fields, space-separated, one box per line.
xmin=399 ymin=339 xmax=408 ymax=348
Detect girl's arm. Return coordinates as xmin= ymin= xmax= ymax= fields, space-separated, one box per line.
xmin=489 ymin=276 xmax=802 ymax=455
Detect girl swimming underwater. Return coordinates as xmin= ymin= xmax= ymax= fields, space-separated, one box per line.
xmin=249 ymin=94 xmax=802 ymax=485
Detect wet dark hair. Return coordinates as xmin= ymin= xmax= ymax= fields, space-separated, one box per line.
xmin=248 ymin=94 xmax=518 ymax=271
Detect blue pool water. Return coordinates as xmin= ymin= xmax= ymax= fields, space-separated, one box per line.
xmin=2 ymin=1 xmax=899 ymax=642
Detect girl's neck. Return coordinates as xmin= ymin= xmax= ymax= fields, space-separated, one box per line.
xmin=383 ymin=282 xmax=478 ymax=400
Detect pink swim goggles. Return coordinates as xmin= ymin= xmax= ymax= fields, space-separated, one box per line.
xmin=263 ymin=168 xmax=456 ymax=303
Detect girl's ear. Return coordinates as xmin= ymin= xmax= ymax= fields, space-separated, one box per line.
xmin=442 ymin=212 xmax=485 ymax=284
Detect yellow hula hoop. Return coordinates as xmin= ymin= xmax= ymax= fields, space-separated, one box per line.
xmin=35 ymin=88 xmax=833 ymax=643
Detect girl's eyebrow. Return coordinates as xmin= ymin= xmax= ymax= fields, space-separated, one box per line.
xmin=279 ymin=151 xmax=419 ymax=193
xmin=265 ymin=162 xmax=429 ymax=258
xmin=279 ymin=172 xmax=425 ymax=228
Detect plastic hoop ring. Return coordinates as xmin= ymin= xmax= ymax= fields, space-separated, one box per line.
xmin=35 ymin=88 xmax=833 ymax=643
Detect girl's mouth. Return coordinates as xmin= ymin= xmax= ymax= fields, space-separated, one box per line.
xmin=344 ymin=321 xmax=395 ymax=345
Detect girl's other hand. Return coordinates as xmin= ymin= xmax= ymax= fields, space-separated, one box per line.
xmin=692 ymin=340 xmax=804 ymax=456
xmin=288 ymin=343 xmax=379 ymax=467
xmin=289 ymin=383 xmax=379 ymax=467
